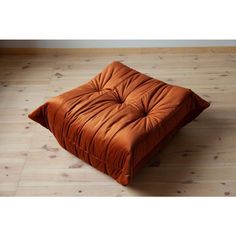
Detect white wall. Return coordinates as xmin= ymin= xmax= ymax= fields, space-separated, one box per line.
xmin=0 ymin=40 xmax=236 ymax=48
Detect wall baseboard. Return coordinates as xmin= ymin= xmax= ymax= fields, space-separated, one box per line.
xmin=1 ymin=47 xmax=236 ymax=55
xmin=0 ymin=40 xmax=236 ymax=49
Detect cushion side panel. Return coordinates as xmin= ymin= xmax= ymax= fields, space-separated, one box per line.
xmin=133 ymin=91 xmax=210 ymax=174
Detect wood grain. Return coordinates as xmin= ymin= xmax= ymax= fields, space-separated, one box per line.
xmin=0 ymin=47 xmax=236 ymax=196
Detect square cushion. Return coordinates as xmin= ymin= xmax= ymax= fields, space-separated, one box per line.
xmin=29 ymin=61 xmax=210 ymax=185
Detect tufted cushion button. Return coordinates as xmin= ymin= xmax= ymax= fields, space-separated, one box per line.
xmin=116 ymin=96 xmax=124 ymax=104
xmin=142 ymin=110 xmax=148 ymax=117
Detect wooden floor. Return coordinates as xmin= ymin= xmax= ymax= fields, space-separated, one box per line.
xmin=0 ymin=47 xmax=236 ymax=196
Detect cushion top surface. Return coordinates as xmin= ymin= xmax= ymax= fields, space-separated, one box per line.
xmin=58 ymin=62 xmax=191 ymax=157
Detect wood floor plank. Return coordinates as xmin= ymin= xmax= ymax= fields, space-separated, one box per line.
xmin=0 ymin=47 xmax=236 ymax=196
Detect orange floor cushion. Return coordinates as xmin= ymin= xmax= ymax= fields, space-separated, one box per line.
xmin=29 ymin=61 xmax=210 ymax=185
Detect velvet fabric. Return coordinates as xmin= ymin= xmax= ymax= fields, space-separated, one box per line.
xmin=29 ymin=61 xmax=210 ymax=185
